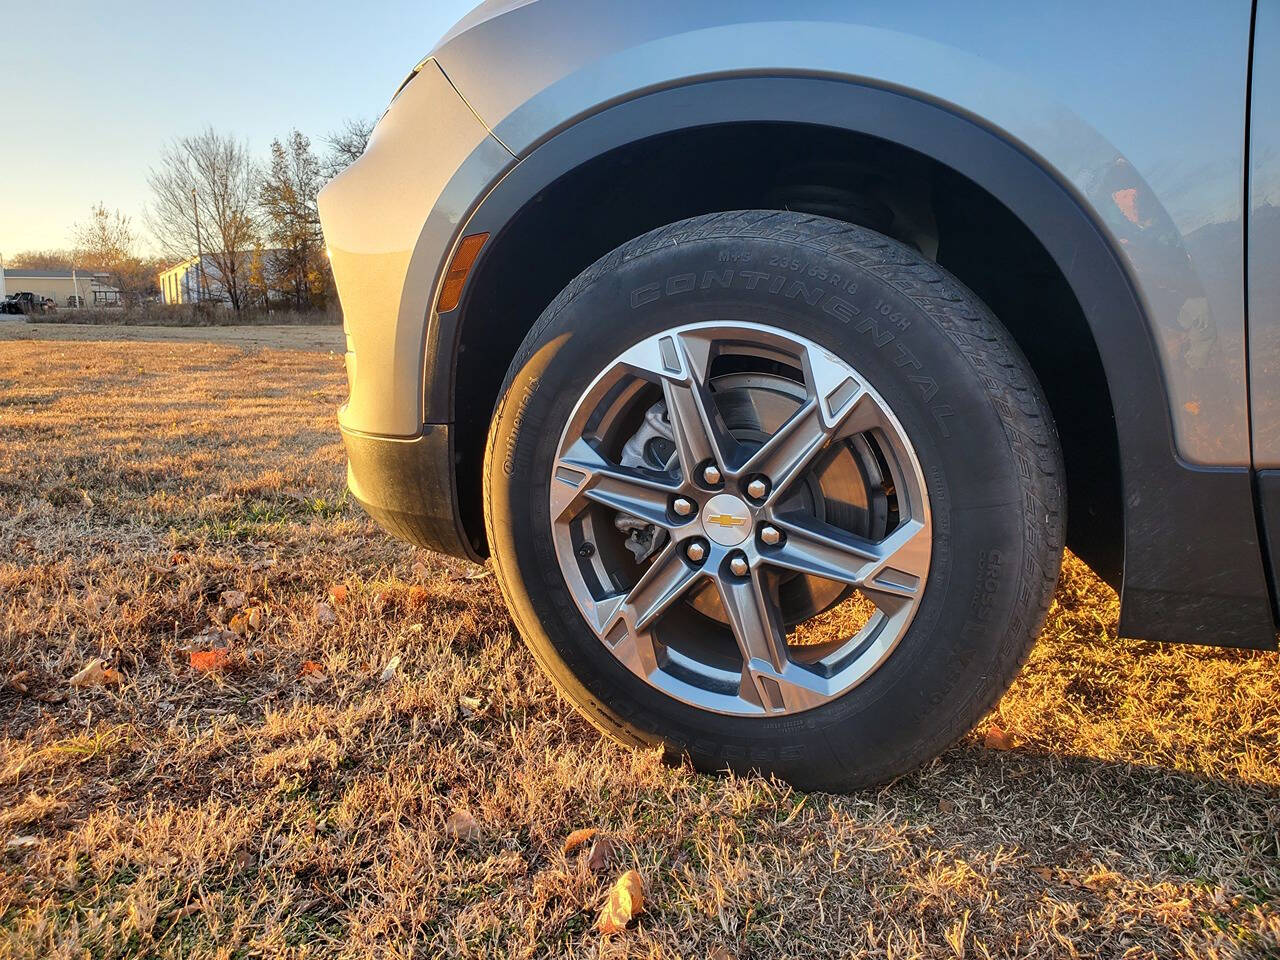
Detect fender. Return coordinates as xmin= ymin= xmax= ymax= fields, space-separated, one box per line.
xmin=432 ymin=76 xmax=1275 ymax=647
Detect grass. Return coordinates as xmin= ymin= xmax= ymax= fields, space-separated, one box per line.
xmin=1 ymin=334 xmax=1278 ymax=959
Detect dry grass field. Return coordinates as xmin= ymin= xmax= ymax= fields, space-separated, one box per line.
xmin=1 ymin=333 xmax=1278 ymax=959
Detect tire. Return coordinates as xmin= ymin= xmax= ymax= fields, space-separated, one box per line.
xmin=484 ymin=211 xmax=1064 ymax=791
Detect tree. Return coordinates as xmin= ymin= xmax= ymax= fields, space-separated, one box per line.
xmin=322 ymin=117 xmax=374 ymax=181
xmin=259 ymin=130 xmax=324 ymax=309
xmin=147 ymin=128 xmax=259 ymax=310
xmin=8 ymin=249 xmax=76 ymax=270
xmin=72 ymin=204 xmax=151 ymax=305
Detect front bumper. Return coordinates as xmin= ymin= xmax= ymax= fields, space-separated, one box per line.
xmin=341 ymin=423 xmax=482 ymax=561
xmin=319 ymin=59 xmax=513 ymax=557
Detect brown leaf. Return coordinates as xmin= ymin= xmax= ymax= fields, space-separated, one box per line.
xmin=1032 ymin=866 xmax=1054 ymax=882
xmin=299 ymin=660 xmax=324 ymax=678
xmin=444 ymin=810 xmax=480 ymax=842
xmin=5 ymin=670 xmax=30 ymax=695
xmin=221 ymin=589 xmax=247 ymax=609
xmin=563 ymin=828 xmax=598 ymax=855
xmin=587 ymin=835 xmax=616 ymax=872
xmin=708 ymin=947 xmax=738 ymax=960
xmin=411 ymin=560 xmax=429 ymax=581
xmin=189 ymin=648 xmax=231 ymax=672
xmin=407 ymin=584 xmax=428 ymax=607
xmin=70 ymin=658 xmax=122 ymax=688
xmin=938 ymin=798 xmax=957 ymax=814
xmin=597 ymin=869 xmax=645 ymax=934
xmin=328 ymin=584 xmax=348 ymax=604
xmin=166 ymin=902 xmax=202 ymax=923
xmin=314 ymin=601 xmax=337 ymax=625
xmin=984 ymin=724 xmax=1014 ymax=751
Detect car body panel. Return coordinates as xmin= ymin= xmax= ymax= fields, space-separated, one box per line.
xmin=317 ymin=60 xmax=513 ymax=438
xmin=1250 ymin=0 xmax=1280 ymax=467
xmin=435 ymin=0 xmax=1253 ymax=468
xmin=317 ymin=0 xmax=1279 ymax=648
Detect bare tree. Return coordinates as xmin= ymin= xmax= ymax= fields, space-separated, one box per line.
xmin=147 ymin=128 xmax=259 ymax=310
xmin=322 ymin=117 xmax=374 ymax=181
xmin=259 ymin=130 xmax=324 ymax=309
xmin=73 ymin=204 xmax=151 ymax=305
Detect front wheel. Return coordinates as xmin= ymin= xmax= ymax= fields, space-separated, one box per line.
xmin=484 ymin=211 xmax=1064 ymax=791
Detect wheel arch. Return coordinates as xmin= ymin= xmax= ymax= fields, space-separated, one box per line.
xmin=434 ymin=76 xmax=1275 ymax=648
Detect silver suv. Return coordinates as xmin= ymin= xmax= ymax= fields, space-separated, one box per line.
xmin=318 ymin=1 xmax=1280 ymax=790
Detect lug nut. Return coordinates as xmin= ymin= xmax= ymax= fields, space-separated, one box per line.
xmin=672 ymin=497 xmax=694 ymax=517
xmin=686 ymin=540 xmax=707 ymax=563
xmin=746 ymin=477 xmax=769 ymax=500
xmin=702 ymin=464 xmax=722 ymax=485
xmin=729 ymin=554 xmax=749 ymax=576
xmin=759 ymin=525 xmax=782 ymax=546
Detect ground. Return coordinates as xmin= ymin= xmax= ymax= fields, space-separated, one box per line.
xmin=0 ymin=329 xmax=1277 ymax=960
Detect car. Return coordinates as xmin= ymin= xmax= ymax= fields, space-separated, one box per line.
xmin=2 ymin=292 xmax=53 ymax=315
xmin=317 ymin=0 xmax=1280 ymax=791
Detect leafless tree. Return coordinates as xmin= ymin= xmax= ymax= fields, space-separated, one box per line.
xmin=147 ymin=128 xmax=259 ymax=310
xmin=322 ymin=117 xmax=375 ymax=181
xmin=73 ymin=204 xmax=152 ymax=305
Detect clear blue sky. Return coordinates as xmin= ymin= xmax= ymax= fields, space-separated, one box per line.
xmin=0 ymin=0 xmax=476 ymax=257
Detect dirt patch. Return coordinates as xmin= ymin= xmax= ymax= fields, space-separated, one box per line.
xmin=0 ymin=339 xmax=1276 ymax=959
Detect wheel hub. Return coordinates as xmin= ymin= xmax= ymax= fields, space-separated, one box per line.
xmin=549 ymin=321 xmax=932 ymax=717
xmin=701 ymin=493 xmax=753 ymax=545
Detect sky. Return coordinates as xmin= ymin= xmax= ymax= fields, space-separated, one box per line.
xmin=0 ymin=0 xmax=477 ymax=257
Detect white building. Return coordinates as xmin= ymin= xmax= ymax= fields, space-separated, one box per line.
xmin=1 ymin=267 xmax=119 ymax=307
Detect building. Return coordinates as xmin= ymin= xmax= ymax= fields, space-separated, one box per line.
xmin=1 ymin=268 xmax=120 ymax=307
xmin=158 ymin=249 xmax=288 ymax=306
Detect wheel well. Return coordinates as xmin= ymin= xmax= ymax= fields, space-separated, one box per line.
xmin=455 ymin=122 xmax=1123 ymax=586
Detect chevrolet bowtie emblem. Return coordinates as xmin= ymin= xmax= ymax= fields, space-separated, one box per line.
xmin=707 ymin=513 xmax=747 ymax=527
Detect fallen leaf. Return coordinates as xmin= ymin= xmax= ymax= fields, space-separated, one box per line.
xmin=189 ymin=648 xmax=231 ymax=672
xmin=984 ymin=725 xmax=1014 ymax=751
xmin=1032 ymin=866 xmax=1054 ymax=882
xmin=169 ymin=551 xmax=188 ymax=565
xmin=250 ymin=557 xmax=277 ymax=572
xmin=444 ymin=810 xmax=480 ymax=842
xmin=166 ymin=902 xmax=202 ymax=923
xmin=459 ymin=694 xmax=485 ymax=717
xmin=464 ymin=568 xmax=491 ymax=581
xmin=563 ymin=828 xmax=598 ymax=855
xmin=314 ymin=601 xmax=337 ymax=625
xmin=299 ymin=660 xmax=324 ymax=677
xmin=328 ymin=584 xmax=348 ymax=604
xmin=588 ymin=835 xmax=616 ymax=872
xmin=597 ymin=869 xmax=645 ymax=934
xmin=70 ymin=658 xmax=122 ymax=688
xmin=6 ymin=835 xmax=39 ymax=850
xmin=938 ymin=798 xmax=957 ymax=814
xmin=379 ymin=654 xmax=401 ymax=684
xmin=708 ymin=947 xmax=738 ymax=960
xmin=407 ymin=584 xmax=428 ymax=606
xmin=221 ymin=589 xmax=247 ymax=609
xmin=5 ymin=670 xmax=30 ymax=694
xmin=411 ymin=560 xmax=429 ymax=580
xmin=246 ymin=606 xmax=263 ymax=631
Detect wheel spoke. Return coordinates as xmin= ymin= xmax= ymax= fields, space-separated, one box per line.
xmin=766 ymin=514 xmax=930 ymax=614
xmin=737 ymin=398 xmax=830 ymax=501
xmin=617 ymin=330 xmax=736 ymax=480
xmin=552 ymin=438 xmax=680 ymax=526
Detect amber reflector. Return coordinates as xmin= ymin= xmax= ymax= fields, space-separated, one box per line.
xmin=437 ymin=232 xmax=489 ymax=312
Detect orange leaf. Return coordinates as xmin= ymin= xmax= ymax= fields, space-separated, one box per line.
xmin=189 ymin=648 xmax=231 ymax=672
xmin=563 ymin=828 xmax=597 ymax=855
xmin=69 ymin=658 xmax=121 ymax=688
xmin=328 ymin=584 xmax=348 ymax=604
xmin=299 ymin=660 xmax=324 ymax=677
xmin=407 ymin=584 xmax=428 ymax=606
xmin=597 ymin=869 xmax=645 ymax=934
xmin=984 ymin=724 xmax=1014 ymax=751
